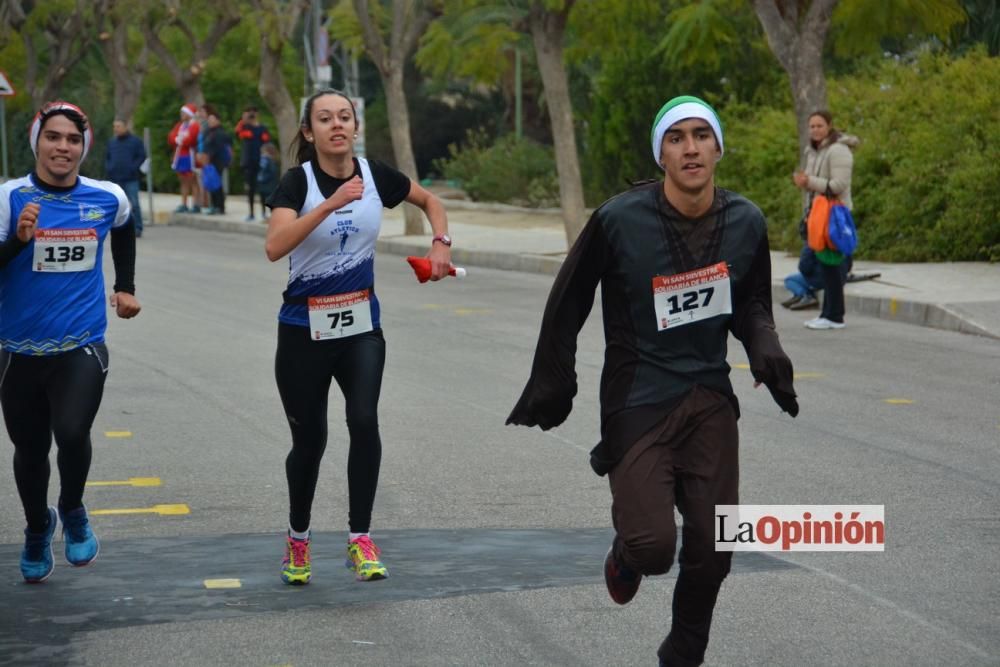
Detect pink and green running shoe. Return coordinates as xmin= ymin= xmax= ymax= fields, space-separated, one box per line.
xmin=281 ymin=534 xmax=311 ymax=585
xmin=345 ymin=535 xmax=387 ymax=581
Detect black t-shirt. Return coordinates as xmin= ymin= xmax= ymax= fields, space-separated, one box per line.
xmin=266 ymin=158 xmax=411 ymax=211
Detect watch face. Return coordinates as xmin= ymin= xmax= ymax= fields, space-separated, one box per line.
xmin=436 ymin=234 xmax=452 ymax=246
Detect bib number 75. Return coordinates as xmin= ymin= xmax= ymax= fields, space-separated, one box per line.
xmin=308 ymin=290 xmax=374 ymax=340
xmin=326 ymin=310 xmax=355 ymax=329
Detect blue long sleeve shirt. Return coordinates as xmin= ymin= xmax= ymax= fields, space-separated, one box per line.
xmin=105 ymin=133 xmax=146 ymax=184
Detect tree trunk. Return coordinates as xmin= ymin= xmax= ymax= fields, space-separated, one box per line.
xmin=100 ymin=18 xmax=148 ymax=125
xmin=258 ymin=32 xmax=300 ymax=174
xmin=384 ymin=65 xmax=425 ymax=235
xmin=142 ymin=7 xmax=240 ymax=108
xmin=529 ymin=1 xmax=585 ymax=246
xmin=752 ymin=0 xmax=837 ymax=160
xmin=352 ymin=0 xmax=436 ymax=236
xmin=16 ymin=1 xmax=100 ymax=109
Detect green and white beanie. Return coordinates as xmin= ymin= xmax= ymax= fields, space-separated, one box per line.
xmin=650 ymin=95 xmax=724 ymax=169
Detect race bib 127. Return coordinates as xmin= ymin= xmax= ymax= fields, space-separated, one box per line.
xmin=652 ymin=262 xmax=732 ymax=331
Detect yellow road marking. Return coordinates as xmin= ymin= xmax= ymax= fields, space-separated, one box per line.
xmin=453 ymin=308 xmax=492 ymax=315
xmin=203 ymin=578 xmax=242 ymax=589
xmin=884 ymin=398 xmax=914 ymax=404
xmin=87 ymin=477 xmax=162 ymax=488
xmin=105 ymin=431 xmax=132 ymax=438
xmin=734 ymin=364 xmax=823 ymax=380
xmin=91 ymin=504 xmax=190 ymax=516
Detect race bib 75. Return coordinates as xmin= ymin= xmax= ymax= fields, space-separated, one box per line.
xmin=308 ymin=289 xmax=374 ymax=340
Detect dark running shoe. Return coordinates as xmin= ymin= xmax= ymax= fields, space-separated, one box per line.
xmin=788 ymin=294 xmax=819 ymax=310
xmin=604 ymin=545 xmax=641 ymax=605
xmin=21 ymin=507 xmax=57 ymax=583
xmin=780 ymin=295 xmax=802 ymax=308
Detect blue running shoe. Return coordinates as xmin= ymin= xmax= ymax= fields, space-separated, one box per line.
xmin=59 ymin=505 xmax=100 ymax=567
xmin=21 ymin=507 xmax=57 ymax=583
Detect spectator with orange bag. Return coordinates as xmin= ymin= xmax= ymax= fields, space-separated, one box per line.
xmin=791 ymin=110 xmax=858 ymax=330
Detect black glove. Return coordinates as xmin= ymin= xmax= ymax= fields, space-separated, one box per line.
xmin=506 ymin=388 xmax=572 ymax=430
xmin=749 ymin=346 xmax=799 ymax=418
xmin=764 ymin=383 xmax=799 ymax=417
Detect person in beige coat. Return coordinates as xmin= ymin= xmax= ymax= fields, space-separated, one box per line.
xmin=791 ymin=110 xmax=858 ymax=329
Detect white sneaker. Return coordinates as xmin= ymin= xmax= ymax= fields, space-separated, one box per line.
xmin=805 ymin=317 xmax=846 ymax=330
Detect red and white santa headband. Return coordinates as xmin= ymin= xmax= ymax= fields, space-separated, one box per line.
xmin=29 ymin=101 xmax=93 ymax=160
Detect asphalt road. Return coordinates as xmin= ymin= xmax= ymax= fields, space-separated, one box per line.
xmin=1 ymin=226 xmax=998 ymax=666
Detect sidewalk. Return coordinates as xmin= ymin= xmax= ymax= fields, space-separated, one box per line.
xmin=145 ymin=190 xmax=1000 ymax=340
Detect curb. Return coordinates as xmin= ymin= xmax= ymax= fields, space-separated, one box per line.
xmin=168 ymin=214 xmax=997 ymax=340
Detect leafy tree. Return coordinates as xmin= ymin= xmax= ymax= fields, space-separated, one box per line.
xmin=331 ymin=0 xmax=438 ymax=235
xmin=571 ymin=0 xmax=784 ymax=201
xmin=135 ymin=19 xmax=290 ymax=193
xmin=412 ymin=0 xmax=586 ymax=244
xmin=953 ymin=0 xmax=1000 ymax=55
xmin=719 ymin=48 xmax=1000 ymax=262
xmin=249 ymin=0 xmax=307 ymax=173
xmin=96 ymin=0 xmax=153 ymax=125
xmin=0 ymin=0 xmax=104 ymax=109
xmin=141 ymin=0 xmax=243 ymax=105
xmin=751 ymin=0 xmax=966 ymax=156
xmin=416 ymin=1 xmax=540 ymax=138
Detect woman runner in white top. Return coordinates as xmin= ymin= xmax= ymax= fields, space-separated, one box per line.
xmin=265 ymin=89 xmax=452 ymax=585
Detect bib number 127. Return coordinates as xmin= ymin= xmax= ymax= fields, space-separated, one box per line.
xmin=652 ymin=262 xmax=732 ymax=331
xmin=663 ymin=287 xmax=714 ymax=315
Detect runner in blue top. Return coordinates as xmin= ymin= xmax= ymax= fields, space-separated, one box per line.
xmin=0 ymin=101 xmax=141 ymax=583
xmin=265 ymin=89 xmax=452 ymax=586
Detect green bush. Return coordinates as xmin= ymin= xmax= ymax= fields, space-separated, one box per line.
xmin=718 ymin=48 xmax=1000 ymax=261
xmin=716 ymin=104 xmax=802 ymax=251
xmin=843 ymin=48 xmax=1000 ymax=261
xmin=433 ymin=130 xmax=560 ymax=207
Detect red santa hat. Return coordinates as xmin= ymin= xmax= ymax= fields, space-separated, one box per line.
xmin=29 ymin=101 xmax=93 ymax=160
xmin=181 ymin=103 xmax=198 ymax=117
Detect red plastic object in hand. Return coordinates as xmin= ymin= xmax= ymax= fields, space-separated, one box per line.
xmin=406 ymin=256 xmax=466 ymax=283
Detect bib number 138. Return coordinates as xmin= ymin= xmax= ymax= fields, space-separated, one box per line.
xmin=652 ymin=262 xmax=732 ymax=331
xmin=308 ymin=290 xmax=373 ymax=340
xmin=32 ymin=228 xmax=98 ymax=272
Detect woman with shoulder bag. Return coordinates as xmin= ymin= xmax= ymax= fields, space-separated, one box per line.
xmin=792 ymin=110 xmax=858 ymax=330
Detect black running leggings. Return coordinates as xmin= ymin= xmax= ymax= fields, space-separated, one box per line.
xmin=0 ymin=344 xmax=109 ymax=532
xmin=275 ymin=323 xmax=385 ymax=534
